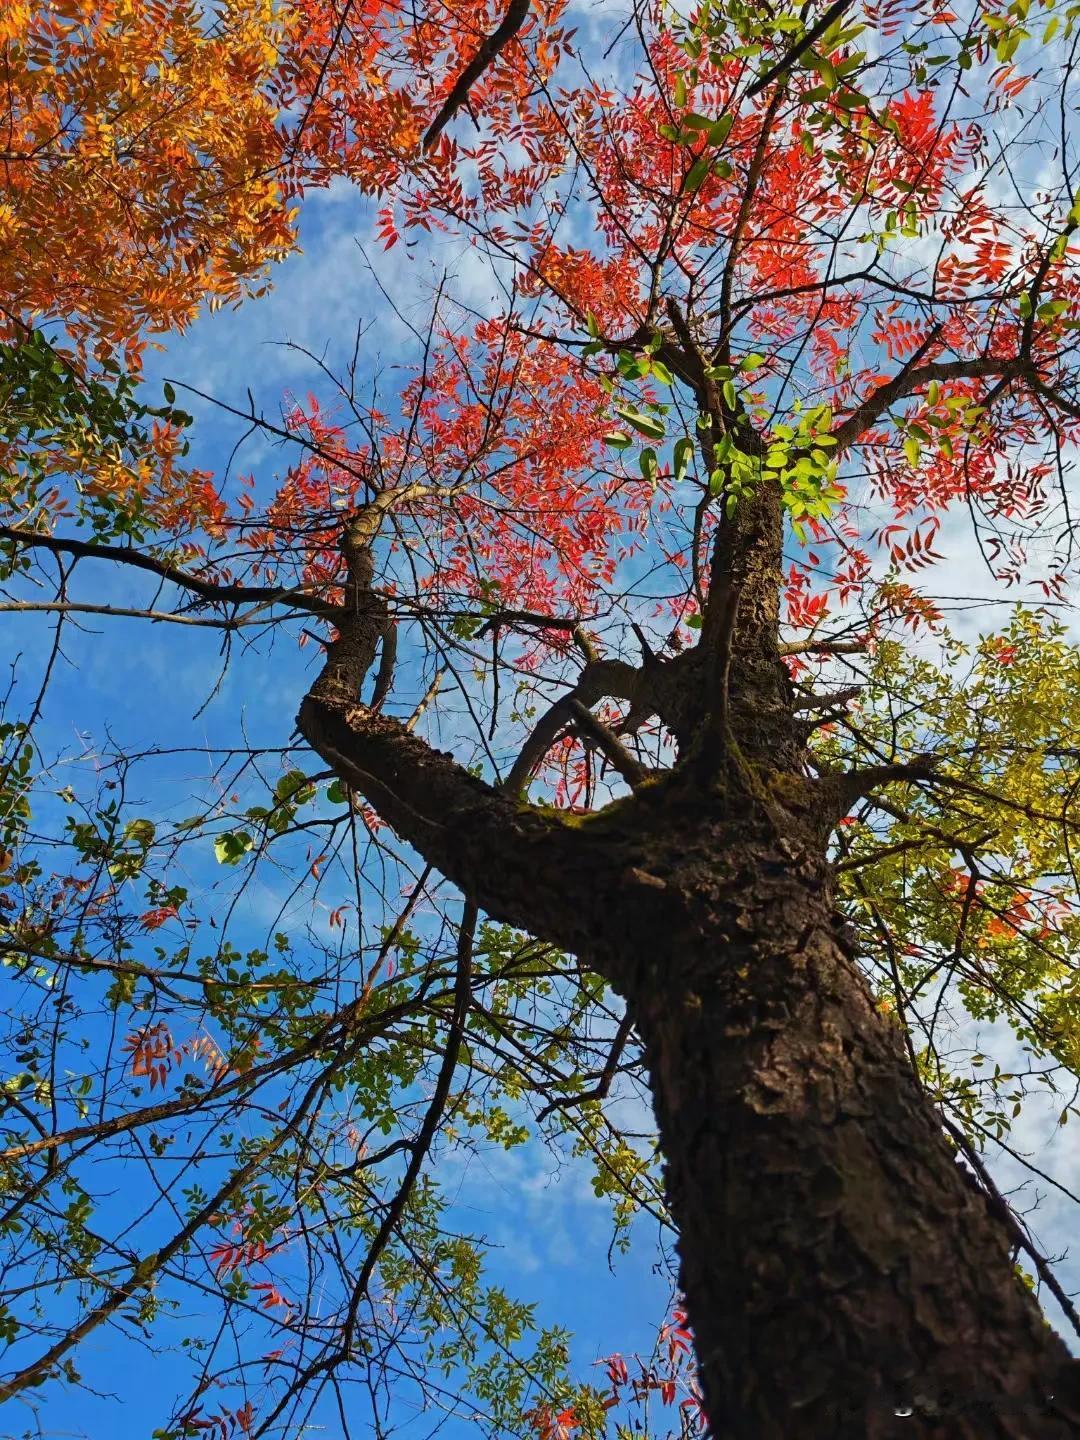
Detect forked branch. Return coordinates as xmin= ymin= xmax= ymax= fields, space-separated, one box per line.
xmin=297 ymin=515 xmax=600 ymax=957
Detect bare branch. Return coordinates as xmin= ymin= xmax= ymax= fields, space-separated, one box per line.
xmin=536 ymin=1012 xmax=635 ymax=1121
xmin=568 ymin=699 xmax=650 ymax=788
xmin=0 ymin=524 xmax=336 ymax=619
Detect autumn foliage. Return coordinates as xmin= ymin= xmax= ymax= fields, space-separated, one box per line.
xmin=0 ymin=0 xmax=295 ymax=364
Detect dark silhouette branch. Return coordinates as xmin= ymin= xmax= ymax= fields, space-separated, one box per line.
xmin=744 ymin=0 xmax=855 ymax=100
xmin=536 ymin=1012 xmax=635 ymax=1120
xmin=422 ymin=0 xmax=531 ymax=149
xmin=832 ymin=357 xmax=1029 ymax=452
xmin=0 ymin=524 xmax=337 ymax=619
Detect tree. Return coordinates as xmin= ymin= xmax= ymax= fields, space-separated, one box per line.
xmin=0 ymin=0 xmax=296 ymax=365
xmin=4 ymin=0 xmax=1080 ymax=1435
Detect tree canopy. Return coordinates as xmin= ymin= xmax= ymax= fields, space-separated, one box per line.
xmin=4 ymin=0 xmax=1080 ymax=1435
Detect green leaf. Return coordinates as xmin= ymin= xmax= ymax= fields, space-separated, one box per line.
xmin=326 ymin=779 xmax=348 ymax=805
xmin=805 ymin=52 xmax=838 ymax=90
xmin=617 ymin=351 xmax=649 ymax=379
xmin=124 ymin=818 xmax=155 ymax=848
xmin=673 ymin=436 xmax=694 ymax=482
xmin=706 ymin=114 xmax=734 ymax=147
xmin=614 ymin=406 xmax=666 ymax=440
xmin=603 ymin=430 xmax=633 ymax=450
xmin=214 ymin=832 xmax=254 ymax=866
xmin=275 ymin=769 xmax=310 ymax=801
xmin=684 ymin=154 xmax=712 ymax=194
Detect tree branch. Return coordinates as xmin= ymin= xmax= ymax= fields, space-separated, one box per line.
xmin=422 ymin=0 xmax=531 ymax=149
xmin=0 ymin=600 xmax=260 ymax=628
xmin=297 ymin=518 xmax=603 ymax=953
xmin=943 ymin=1117 xmax=1080 ymax=1343
xmin=568 ymin=699 xmax=650 ymax=788
xmin=832 ymin=357 xmax=1029 ymax=453
xmin=794 ymin=684 xmax=861 ymax=713
xmin=503 ymin=654 xmax=654 ymax=794
xmin=369 ymin=618 xmax=397 ymax=710
xmin=779 ymin=638 xmax=868 ymax=657
xmin=0 ymin=524 xmax=336 ymax=619
xmin=745 ymin=0 xmax=855 ymax=99
xmin=816 ymin=755 xmax=937 ymax=823
xmin=0 ymin=1067 xmax=330 ymax=1406
xmin=536 ymin=1012 xmax=635 ymax=1120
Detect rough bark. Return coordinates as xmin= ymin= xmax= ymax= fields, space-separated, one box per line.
xmin=294 ymin=459 xmax=1080 ymax=1440
xmin=620 ymin=812 xmax=1080 ymax=1437
xmin=300 ymin=661 xmax=1080 ymax=1433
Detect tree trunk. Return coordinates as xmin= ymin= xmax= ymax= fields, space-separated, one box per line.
xmin=297 ymin=506 xmax=1080 ymax=1439
xmin=621 ymin=823 xmax=1080 ymax=1437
